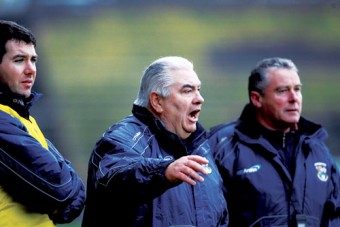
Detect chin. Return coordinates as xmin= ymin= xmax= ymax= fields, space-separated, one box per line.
xmin=23 ymin=91 xmax=32 ymax=97
xmin=188 ymin=127 xmax=197 ymax=133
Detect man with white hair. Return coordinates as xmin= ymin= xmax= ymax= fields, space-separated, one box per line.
xmin=82 ymin=56 xmax=228 ymax=227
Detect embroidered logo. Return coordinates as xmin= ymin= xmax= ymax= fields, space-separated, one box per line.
xmin=163 ymin=156 xmax=173 ymax=161
xmin=314 ymin=162 xmax=328 ymax=182
xmin=13 ymin=99 xmax=24 ymax=106
xmin=237 ymin=164 xmax=261 ymax=175
xmin=132 ymin=132 xmax=141 ymax=141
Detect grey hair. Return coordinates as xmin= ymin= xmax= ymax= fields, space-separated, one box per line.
xmin=248 ymin=57 xmax=298 ymax=99
xmin=134 ymin=56 xmax=194 ymax=107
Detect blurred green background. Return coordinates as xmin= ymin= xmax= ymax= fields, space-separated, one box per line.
xmin=2 ymin=1 xmax=340 ymax=226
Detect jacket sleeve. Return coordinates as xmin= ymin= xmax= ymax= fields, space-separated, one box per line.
xmin=90 ymin=127 xmax=175 ymax=203
xmin=208 ymin=123 xmax=240 ymax=204
xmin=324 ymin=159 xmax=340 ymax=225
xmin=0 ymin=114 xmax=85 ymax=223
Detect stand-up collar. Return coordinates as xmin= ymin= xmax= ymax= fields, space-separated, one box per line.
xmin=132 ymin=104 xmax=207 ymax=157
xmin=0 ymin=85 xmax=42 ymax=119
xmin=237 ymin=103 xmax=325 ymax=142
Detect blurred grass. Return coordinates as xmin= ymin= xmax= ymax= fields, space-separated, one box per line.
xmin=37 ymin=4 xmax=340 ymax=177
xmin=31 ymin=5 xmax=340 ymax=226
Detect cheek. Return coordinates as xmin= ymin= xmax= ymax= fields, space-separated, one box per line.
xmin=172 ymin=105 xmax=186 ymax=120
xmin=171 ymin=98 xmax=187 ymax=110
xmin=273 ymin=97 xmax=287 ymax=107
xmin=264 ymin=102 xmax=283 ymax=116
xmin=165 ymin=95 xmax=191 ymax=115
xmin=0 ymin=73 xmax=13 ymax=85
xmin=163 ymin=102 xmax=183 ymax=117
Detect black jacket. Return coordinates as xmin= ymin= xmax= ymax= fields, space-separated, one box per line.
xmin=0 ymin=87 xmax=85 ymax=224
xmin=82 ymin=105 xmax=228 ymax=227
xmin=209 ymin=104 xmax=340 ymax=226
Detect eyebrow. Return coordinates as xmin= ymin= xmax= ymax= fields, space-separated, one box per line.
xmin=275 ymin=83 xmax=302 ymax=90
xmin=12 ymin=54 xmax=38 ymax=59
xmin=182 ymin=83 xmax=201 ymax=89
xmin=182 ymin=84 xmax=195 ymax=89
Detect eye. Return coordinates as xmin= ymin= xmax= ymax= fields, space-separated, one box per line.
xmin=277 ymin=88 xmax=287 ymax=93
xmin=183 ymin=88 xmax=192 ymax=94
xmin=295 ymin=86 xmax=302 ymax=92
xmin=14 ymin=57 xmax=24 ymax=63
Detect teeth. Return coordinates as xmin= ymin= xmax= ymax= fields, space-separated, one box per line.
xmin=190 ymin=110 xmax=199 ymax=118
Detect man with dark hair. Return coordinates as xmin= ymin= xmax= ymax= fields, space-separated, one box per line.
xmin=0 ymin=20 xmax=85 ymax=226
xmin=209 ymin=57 xmax=340 ymax=226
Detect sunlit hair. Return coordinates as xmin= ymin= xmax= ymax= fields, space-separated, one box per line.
xmin=0 ymin=20 xmax=36 ymax=63
xmin=134 ymin=56 xmax=194 ymax=107
xmin=248 ymin=57 xmax=298 ymax=99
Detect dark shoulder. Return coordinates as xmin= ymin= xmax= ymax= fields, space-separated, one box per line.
xmin=93 ymin=115 xmax=152 ymax=156
xmin=0 ymin=110 xmax=24 ymax=130
xmin=103 ymin=115 xmax=150 ymax=140
xmin=207 ymin=120 xmax=238 ymax=154
xmin=208 ymin=120 xmax=237 ymax=140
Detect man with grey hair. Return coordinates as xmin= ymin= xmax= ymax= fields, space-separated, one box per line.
xmin=209 ymin=57 xmax=340 ymax=226
xmin=82 ymin=56 xmax=228 ymax=226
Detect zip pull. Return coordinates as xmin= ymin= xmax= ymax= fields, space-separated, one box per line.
xmin=283 ymin=133 xmax=286 ymax=149
xmin=295 ymin=214 xmax=307 ymax=227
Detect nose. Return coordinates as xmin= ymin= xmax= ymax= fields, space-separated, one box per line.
xmin=194 ymin=91 xmax=204 ymax=104
xmin=289 ymin=90 xmax=300 ymax=102
xmin=24 ymin=61 xmax=36 ymax=75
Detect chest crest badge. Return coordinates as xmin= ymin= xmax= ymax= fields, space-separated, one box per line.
xmin=314 ymin=162 xmax=328 ymax=182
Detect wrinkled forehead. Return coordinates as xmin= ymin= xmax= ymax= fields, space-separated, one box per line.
xmin=266 ymin=68 xmax=301 ymax=85
xmin=170 ymin=68 xmax=201 ymax=86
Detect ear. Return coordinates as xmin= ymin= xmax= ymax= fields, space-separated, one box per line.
xmin=149 ymin=92 xmax=163 ymax=114
xmin=250 ymin=91 xmax=262 ymax=108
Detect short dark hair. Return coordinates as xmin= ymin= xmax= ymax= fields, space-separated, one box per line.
xmin=248 ymin=57 xmax=298 ymax=99
xmin=0 ymin=20 xmax=36 ymax=63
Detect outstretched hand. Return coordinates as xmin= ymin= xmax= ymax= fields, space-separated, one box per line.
xmin=165 ymin=155 xmax=210 ymax=186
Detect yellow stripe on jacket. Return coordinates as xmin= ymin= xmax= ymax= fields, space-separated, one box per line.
xmin=0 ymin=104 xmax=54 ymax=227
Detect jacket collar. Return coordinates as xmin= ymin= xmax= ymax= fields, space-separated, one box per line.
xmin=0 ymin=85 xmax=42 ymax=119
xmin=132 ymin=104 xmax=207 ymax=157
xmin=236 ymin=103 xmax=326 ymax=145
